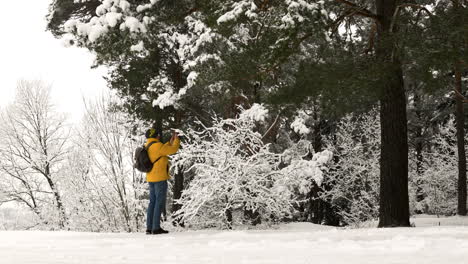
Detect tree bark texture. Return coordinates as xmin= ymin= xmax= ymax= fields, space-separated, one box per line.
xmin=172 ymin=110 xmax=185 ymax=226
xmin=44 ymin=163 xmax=68 ymax=229
xmin=45 ymin=175 xmax=67 ymax=228
xmin=172 ymin=169 xmax=185 ymax=226
xmin=376 ymin=0 xmax=410 ymax=227
xmin=413 ymin=92 xmax=425 ymax=207
xmin=455 ymin=66 xmax=467 ymax=215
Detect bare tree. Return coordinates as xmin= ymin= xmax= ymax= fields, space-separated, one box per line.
xmin=71 ymin=94 xmax=146 ymax=232
xmin=0 ymin=80 xmax=69 ymax=228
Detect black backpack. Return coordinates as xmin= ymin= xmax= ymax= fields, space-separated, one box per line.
xmin=134 ymin=142 xmax=163 ymax=173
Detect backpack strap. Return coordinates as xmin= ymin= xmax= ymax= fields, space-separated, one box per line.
xmin=145 ymin=141 xmax=166 ymax=164
xmin=145 ymin=141 xmax=158 ymax=151
xmin=153 ymin=155 xmax=164 ymax=164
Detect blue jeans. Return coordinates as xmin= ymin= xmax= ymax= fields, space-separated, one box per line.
xmin=146 ymin=181 xmax=168 ymax=230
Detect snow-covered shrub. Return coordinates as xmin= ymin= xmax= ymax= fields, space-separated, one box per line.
xmin=411 ymin=119 xmax=458 ymax=215
xmin=280 ymin=146 xmax=332 ymax=188
xmin=172 ymin=115 xmax=287 ymax=228
xmin=172 ymin=108 xmax=332 ymax=229
xmin=290 ymin=111 xmax=312 ymax=136
xmin=322 ymin=110 xmax=381 ymax=226
xmin=278 ymin=142 xmax=334 ymax=220
xmin=272 ymin=138 xmax=333 ymax=219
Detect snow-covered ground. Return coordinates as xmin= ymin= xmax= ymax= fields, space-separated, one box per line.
xmin=2 ymin=219 xmax=468 ymax=264
xmin=411 ymin=214 xmax=468 ymax=227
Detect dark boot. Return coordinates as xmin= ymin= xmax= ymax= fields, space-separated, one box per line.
xmin=152 ymin=228 xmax=169 ymax=234
xmin=146 ymin=230 xmax=152 ymax=235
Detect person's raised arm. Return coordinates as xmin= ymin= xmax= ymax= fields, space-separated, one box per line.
xmin=159 ymin=132 xmax=180 ymax=156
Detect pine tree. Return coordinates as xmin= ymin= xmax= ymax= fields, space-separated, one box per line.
xmin=406 ymin=1 xmax=468 ymax=216
xmin=46 ymin=0 xmax=467 ymax=227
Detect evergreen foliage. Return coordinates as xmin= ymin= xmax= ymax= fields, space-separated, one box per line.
xmin=8 ymin=0 xmax=463 ymax=230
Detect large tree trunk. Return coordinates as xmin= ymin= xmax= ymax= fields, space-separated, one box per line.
xmin=44 ymin=163 xmax=67 ymax=229
xmin=45 ymin=176 xmax=67 ymax=228
xmin=376 ymin=0 xmax=410 ymax=227
xmin=455 ymin=65 xmax=467 ymax=215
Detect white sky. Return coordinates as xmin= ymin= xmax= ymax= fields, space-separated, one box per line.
xmin=0 ymin=0 xmax=108 ymax=122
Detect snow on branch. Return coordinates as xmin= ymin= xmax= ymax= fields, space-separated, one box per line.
xmin=64 ymin=0 xmax=150 ymax=43
xmin=239 ymin=103 xmax=269 ymax=122
xmin=171 ymin=111 xmax=332 ymax=228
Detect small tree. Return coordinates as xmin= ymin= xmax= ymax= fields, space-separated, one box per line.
xmin=277 ymin=139 xmax=334 ymax=223
xmin=172 ymin=115 xmax=286 ymax=228
xmin=322 ymin=110 xmax=381 ymax=226
xmin=412 ymin=119 xmax=459 ymax=215
xmin=0 ymin=80 xmax=69 ymax=228
xmin=65 ymin=94 xmax=147 ymax=232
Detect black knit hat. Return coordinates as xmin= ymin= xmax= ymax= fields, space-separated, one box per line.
xmin=145 ymin=128 xmax=160 ymax=139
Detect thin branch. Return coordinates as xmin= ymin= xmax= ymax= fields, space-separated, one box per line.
xmin=390 ymin=3 xmax=433 ymax=33
xmin=364 ymin=22 xmax=377 ymax=54
xmin=240 ymin=32 xmax=313 ymax=82
xmin=334 ymin=0 xmax=379 ymax=20
xmin=330 ymin=9 xmax=359 ymax=36
xmin=453 ymin=88 xmax=468 ymax=103
xmin=262 ymin=111 xmax=282 ymax=139
xmin=254 ymin=0 xmax=271 ymax=11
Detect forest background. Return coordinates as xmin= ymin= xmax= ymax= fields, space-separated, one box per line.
xmin=0 ymin=0 xmax=467 ymax=231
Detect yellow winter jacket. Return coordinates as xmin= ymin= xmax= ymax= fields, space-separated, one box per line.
xmin=145 ymin=137 xmax=180 ymax=182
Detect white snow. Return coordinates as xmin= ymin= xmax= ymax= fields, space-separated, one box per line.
xmin=2 ymin=220 xmax=468 ymax=263
xmin=88 ymin=24 xmax=108 ymax=42
xmin=64 ymin=19 xmax=77 ymax=32
xmin=186 ymin=71 xmax=198 ymax=88
xmin=122 ymin=16 xmax=146 ymax=33
xmin=313 ymin=149 xmax=333 ymax=164
xmin=217 ymin=2 xmax=250 ymax=24
xmin=152 ymin=89 xmax=179 ymax=109
xmin=96 ymin=5 xmax=106 ymax=16
xmin=136 ymin=4 xmax=152 ymax=13
xmin=291 ymin=116 xmax=310 ymax=135
xmin=280 ymin=149 xmax=332 ymax=189
xmin=130 ymin=41 xmax=144 ymax=52
xmin=239 ymin=103 xmax=268 ymax=122
xmin=119 ymin=1 xmax=131 ymax=12
xmin=410 ymin=214 xmax=468 ymax=227
xmin=281 ymin=14 xmax=296 ymax=26
xmin=105 ymin=12 xmax=122 ymax=27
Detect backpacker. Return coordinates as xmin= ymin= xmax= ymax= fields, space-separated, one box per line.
xmin=134 ymin=142 xmax=163 ymax=173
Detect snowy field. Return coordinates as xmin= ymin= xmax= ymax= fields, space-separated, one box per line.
xmin=2 ymin=218 xmax=468 ymax=264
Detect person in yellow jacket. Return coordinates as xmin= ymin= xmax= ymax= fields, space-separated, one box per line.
xmin=145 ymin=128 xmax=180 ymax=235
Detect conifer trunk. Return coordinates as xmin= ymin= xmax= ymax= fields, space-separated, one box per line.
xmin=455 ymin=65 xmax=467 ymax=216
xmin=172 ymin=170 xmax=184 ymax=224
xmin=172 ymin=110 xmax=185 ymax=225
xmin=376 ymin=0 xmax=410 ymax=227
xmin=413 ymin=92 xmax=425 ymax=208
